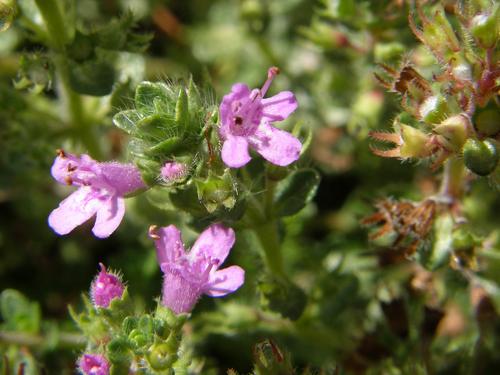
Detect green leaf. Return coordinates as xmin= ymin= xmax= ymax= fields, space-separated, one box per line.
xmin=68 ymin=59 xmax=115 ymax=96
xmin=135 ymin=158 xmax=161 ymax=186
xmin=135 ymin=82 xmax=169 ymax=113
xmin=175 ymin=87 xmax=189 ymax=128
xmin=274 ymin=169 xmax=320 ymax=217
xmin=113 ymin=110 xmax=142 ymax=134
xmin=427 ymin=213 xmax=454 ymax=270
xmin=258 ymin=278 xmax=307 ymax=320
xmin=0 ymin=289 xmax=41 ymax=333
xmin=137 ymin=114 xmax=179 ymax=141
xmin=145 ymin=136 xmax=183 ymax=157
xmin=169 ymin=184 xmax=207 ymax=216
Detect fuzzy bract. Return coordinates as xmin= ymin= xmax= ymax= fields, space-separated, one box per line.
xmin=48 ymin=150 xmax=145 ymax=238
xmin=219 ymin=67 xmax=302 ymax=168
xmin=149 ymin=223 xmax=245 ymax=314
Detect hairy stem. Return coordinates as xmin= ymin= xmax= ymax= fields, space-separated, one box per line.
xmin=34 ymin=0 xmax=101 ymax=158
xmin=0 ymin=331 xmax=85 ymax=349
xmin=440 ymin=157 xmax=465 ymax=202
xmin=253 ymin=221 xmax=286 ymax=280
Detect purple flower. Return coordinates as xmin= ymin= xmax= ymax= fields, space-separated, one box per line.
xmin=149 ymin=223 xmax=245 ymax=314
xmin=78 ymin=354 xmax=109 ymax=375
xmin=160 ymin=161 xmax=187 ymax=183
xmin=219 ymin=67 xmax=301 ymax=168
xmin=48 ymin=150 xmax=145 ymax=238
xmin=90 ymin=263 xmax=125 ymax=308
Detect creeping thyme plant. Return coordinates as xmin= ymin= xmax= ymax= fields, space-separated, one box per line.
xmin=1 ymin=0 xmax=500 ymax=374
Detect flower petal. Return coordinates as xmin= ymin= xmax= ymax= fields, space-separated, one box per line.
xmin=51 ymin=152 xmax=97 ymax=186
xmin=99 ymin=162 xmax=145 ymax=196
xmin=162 ymin=269 xmax=203 ymax=314
xmin=48 ymin=187 xmax=101 ymax=235
xmin=261 ymin=91 xmax=298 ymax=122
xmin=92 ymin=196 xmax=125 ymax=238
xmin=221 ymin=136 xmax=251 ymax=168
xmin=190 ymin=224 xmax=235 ymax=264
xmin=219 ymin=83 xmax=252 ymax=137
xmin=206 ymin=265 xmax=245 ymax=297
xmin=152 ymin=225 xmax=186 ymax=266
xmin=249 ymin=122 xmax=302 ymax=166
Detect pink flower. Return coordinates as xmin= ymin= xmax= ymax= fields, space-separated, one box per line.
xmin=48 ymin=150 xmax=145 ymax=238
xmin=149 ymin=223 xmax=245 ymax=314
xmin=78 ymin=354 xmax=109 ymax=375
xmin=219 ymin=67 xmax=301 ymax=168
xmin=160 ymin=161 xmax=187 ymax=183
xmin=90 ymin=263 xmax=125 ymax=308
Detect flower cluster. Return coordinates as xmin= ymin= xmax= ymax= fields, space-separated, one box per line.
xmin=49 ymin=68 xmax=303 ymax=373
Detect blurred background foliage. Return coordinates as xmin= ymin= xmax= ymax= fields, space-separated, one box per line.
xmin=1 ymin=0 xmax=499 ymax=373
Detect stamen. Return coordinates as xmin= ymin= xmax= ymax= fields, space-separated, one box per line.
xmin=201 ymin=258 xmax=216 ymax=278
xmin=148 ymin=225 xmax=160 ymax=239
xmin=56 ymin=149 xmax=66 ymax=158
xmin=64 ymin=176 xmax=73 ymax=185
xmin=260 ymin=66 xmax=280 ymax=97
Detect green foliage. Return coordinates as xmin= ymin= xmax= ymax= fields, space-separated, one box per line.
xmin=273 ymin=169 xmax=320 ymax=217
xmin=0 ymin=289 xmax=40 ymax=334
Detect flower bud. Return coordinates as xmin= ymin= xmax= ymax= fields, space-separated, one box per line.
xmin=419 ymin=8 xmax=460 ymax=58
xmin=90 ymin=264 xmax=125 ymax=308
xmin=399 ymin=124 xmax=432 ymax=158
xmin=106 ymin=337 xmax=132 ymax=365
xmin=122 ymin=317 xmax=138 ymax=335
xmin=470 ymin=5 xmax=499 ymax=48
xmin=463 ymin=138 xmax=499 ymax=176
xmin=78 ymin=354 xmax=110 ymax=375
xmin=160 ymin=161 xmax=187 ymax=184
xmin=451 ymin=59 xmax=472 ymax=82
xmin=195 ymin=170 xmax=236 ymax=213
xmin=147 ymin=342 xmax=176 ymax=370
xmin=434 ymin=115 xmax=470 ymax=152
xmin=369 ymin=123 xmax=432 ymax=159
xmin=128 ymin=328 xmax=148 ymax=348
xmin=419 ymin=95 xmax=449 ymax=124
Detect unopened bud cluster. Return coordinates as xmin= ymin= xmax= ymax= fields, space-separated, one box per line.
xmin=72 ymin=264 xmax=191 ymax=374
xmin=371 ymin=2 xmax=499 ymax=178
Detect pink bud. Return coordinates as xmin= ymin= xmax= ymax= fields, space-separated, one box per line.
xmin=160 ymin=161 xmax=187 ymax=183
xmin=90 ymin=263 xmax=124 ymax=308
xmin=78 ymin=354 xmax=110 ymax=375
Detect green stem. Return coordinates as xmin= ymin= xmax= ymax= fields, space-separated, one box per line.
xmin=0 ymin=330 xmax=85 ymax=349
xmin=245 ymin=167 xmax=287 ymax=279
xmin=34 ymin=0 xmax=101 ymax=158
xmin=264 ymin=175 xmax=277 ymax=219
xmin=253 ymin=221 xmax=286 ymax=280
xmin=439 ymin=157 xmax=465 ymax=202
xmin=34 ymin=0 xmax=70 ymax=51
